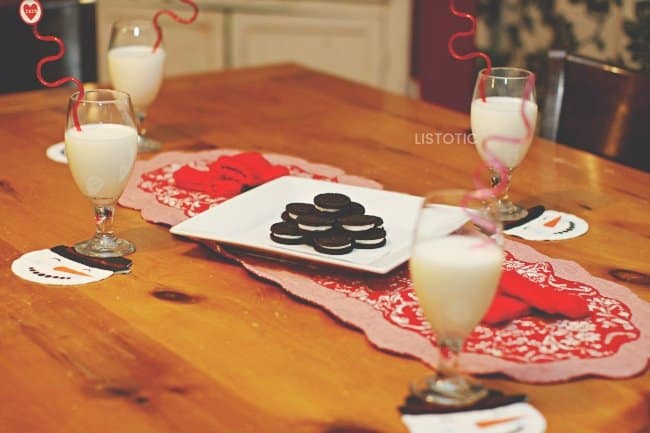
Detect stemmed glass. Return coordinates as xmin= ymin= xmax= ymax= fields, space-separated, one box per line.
xmin=409 ymin=190 xmax=503 ymax=406
xmin=64 ymin=90 xmax=138 ymax=257
xmin=108 ymin=19 xmax=166 ymax=152
xmin=470 ymin=67 xmax=538 ymax=221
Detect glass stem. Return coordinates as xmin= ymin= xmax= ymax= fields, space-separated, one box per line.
xmin=136 ymin=111 xmax=147 ymax=137
xmin=437 ymin=336 xmax=462 ymax=378
xmin=491 ymin=169 xmax=513 ymax=204
xmin=94 ymin=205 xmax=116 ymax=240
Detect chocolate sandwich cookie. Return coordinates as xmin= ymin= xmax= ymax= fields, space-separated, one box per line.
xmin=270 ymin=222 xmax=305 ymax=245
xmin=313 ymin=232 xmax=354 ymax=255
xmin=353 ymin=228 xmax=387 ymax=249
xmin=338 ymin=201 xmax=365 ymax=218
xmin=285 ymin=203 xmax=317 ymax=221
xmin=296 ymin=214 xmax=336 ymax=234
xmin=338 ymin=214 xmax=383 ymax=233
xmin=313 ymin=193 xmax=351 ymax=214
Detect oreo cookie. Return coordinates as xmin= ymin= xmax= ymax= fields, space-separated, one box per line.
xmin=313 ymin=232 xmax=354 ymax=255
xmin=314 ymin=193 xmax=351 ymax=214
xmin=296 ymin=214 xmax=336 ymax=233
xmin=353 ymin=228 xmax=387 ymax=249
xmin=270 ymin=222 xmax=305 ymax=245
xmin=285 ymin=203 xmax=316 ymax=221
xmin=270 ymin=192 xmax=388 ymax=255
xmin=339 ymin=201 xmax=365 ymax=217
xmin=338 ymin=214 xmax=382 ymax=233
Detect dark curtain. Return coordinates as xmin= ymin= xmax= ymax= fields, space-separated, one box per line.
xmin=0 ymin=0 xmax=96 ymax=94
xmin=413 ymin=0 xmax=479 ymax=113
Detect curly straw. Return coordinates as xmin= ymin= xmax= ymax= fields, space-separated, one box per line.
xmin=32 ymin=25 xmax=84 ymax=130
xmin=152 ymin=0 xmax=199 ymax=52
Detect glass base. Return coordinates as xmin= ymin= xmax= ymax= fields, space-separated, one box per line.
xmin=495 ymin=199 xmax=528 ymax=222
xmin=410 ymin=375 xmax=488 ymax=407
xmin=137 ymin=135 xmax=162 ymax=153
xmin=74 ymin=234 xmax=135 ymax=258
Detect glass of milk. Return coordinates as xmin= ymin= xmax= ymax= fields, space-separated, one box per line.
xmin=409 ymin=189 xmax=503 ymax=406
xmin=108 ymin=20 xmax=166 ymax=153
xmin=470 ymin=67 xmax=538 ymax=222
xmin=64 ymin=90 xmax=138 ymax=257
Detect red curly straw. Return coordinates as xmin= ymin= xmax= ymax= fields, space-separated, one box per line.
xmin=448 ymin=0 xmax=492 ymax=101
xmin=32 ymin=25 xmax=84 ymax=131
xmin=447 ymin=0 xmax=535 ymax=233
xmin=152 ymin=0 xmax=199 ymax=52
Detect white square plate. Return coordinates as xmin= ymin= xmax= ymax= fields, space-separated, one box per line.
xmin=170 ymin=177 xmax=465 ymax=274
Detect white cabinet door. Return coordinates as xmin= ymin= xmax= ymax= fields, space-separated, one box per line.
xmin=96 ymin=3 xmax=225 ymax=82
xmin=231 ymin=13 xmax=382 ymax=88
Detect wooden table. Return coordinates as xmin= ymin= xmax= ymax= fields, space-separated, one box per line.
xmin=1 ymin=65 xmax=648 ymax=433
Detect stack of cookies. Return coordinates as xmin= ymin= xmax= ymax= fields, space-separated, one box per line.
xmin=270 ymin=193 xmax=387 ymax=255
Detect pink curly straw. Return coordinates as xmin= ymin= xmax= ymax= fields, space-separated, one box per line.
xmin=152 ymin=0 xmax=199 ymax=52
xmin=466 ymin=73 xmax=535 ymax=199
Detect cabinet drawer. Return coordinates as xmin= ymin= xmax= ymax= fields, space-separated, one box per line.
xmin=231 ymin=13 xmax=382 ymax=87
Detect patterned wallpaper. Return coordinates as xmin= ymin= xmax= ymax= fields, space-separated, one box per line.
xmin=476 ymin=0 xmax=650 ymax=73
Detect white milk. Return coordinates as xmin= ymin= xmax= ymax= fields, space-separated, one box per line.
xmin=65 ymin=123 xmax=138 ymax=206
xmin=410 ymin=235 xmax=503 ymax=339
xmin=108 ymin=45 xmax=166 ymax=110
xmin=471 ymin=96 xmax=538 ymax=169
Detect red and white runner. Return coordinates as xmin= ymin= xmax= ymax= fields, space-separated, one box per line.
xmin=120 ymin=149 xmax=650 ymax=383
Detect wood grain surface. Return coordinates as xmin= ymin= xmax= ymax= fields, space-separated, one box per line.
xmin=0 ymin=64 xmax=648 ymax=433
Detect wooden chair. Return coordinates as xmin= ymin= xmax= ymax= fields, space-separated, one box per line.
xmin=540 ymin=51 xmax=650 ymax=172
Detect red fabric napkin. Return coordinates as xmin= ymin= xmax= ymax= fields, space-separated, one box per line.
xmin=483 ymin=295 xmax=530 ymax=325
xmin=482 ymin=269 xmax=590 ymax=325
xmin=173 ymin=152 xmax=289 ymax=197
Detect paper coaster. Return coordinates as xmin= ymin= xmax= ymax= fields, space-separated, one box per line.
xmin=402 ymin=402 xmax=547 ymax=433
xmin=505 ymin=210 xmax=589 ymax=241
xmin=46 ymin=142 xmax=67 ymax=164
xmin=11 ymin=246 xmax=131 ymax=285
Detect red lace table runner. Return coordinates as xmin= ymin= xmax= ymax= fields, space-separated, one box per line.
xmin=120 ymin=149 xmax=650 ymax=382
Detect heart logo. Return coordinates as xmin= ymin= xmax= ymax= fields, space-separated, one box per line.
xmin=23 ymin=3 xmax=37 ymax=19
xmin=19 ymin=0 xmax=42 ymax=25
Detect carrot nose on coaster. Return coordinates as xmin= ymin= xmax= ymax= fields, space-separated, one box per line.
xmin=46 ymin=142 xmax=68 ymax=164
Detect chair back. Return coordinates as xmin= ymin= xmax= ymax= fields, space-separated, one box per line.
xmin=540 ymin=51 xmax=650 ymax=172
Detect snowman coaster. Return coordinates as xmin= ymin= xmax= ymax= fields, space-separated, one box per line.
xmin=12 ymin=245 xmax=131 ymax=286
xmin=399 ymin=389 xmax=546 ymax=433
xmin=401 ymin=402 xmax=547 ymax=433
xmin=46 ymin=142 xmax=67 ymax=164
xmin=505 ymin=210 xmax=589 ymax=241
